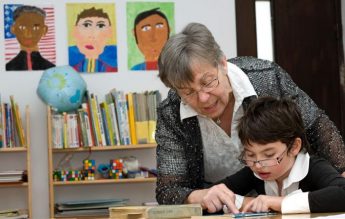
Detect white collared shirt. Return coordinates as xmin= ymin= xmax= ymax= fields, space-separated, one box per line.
xmin=180 ymin=62 xmax=257 ymax=182
xmin=279 ymin=152 xmax=310 ymax=213
xmin=235 ymin=152 xmax=311 ymax=213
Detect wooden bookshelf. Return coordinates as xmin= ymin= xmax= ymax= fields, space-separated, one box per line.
xmin=53 ymin=177 xmax=156 ymax=186
xmin=0 ymin=147 xmax=28 ymax=152
xmin=53 ymin=216 xmax=108 ymax=219
xmin=47 ymin=106 xmax=157 ymax=218
xmin=52 ymin=144 xmax=156 ymax=152
xmin=0 ymin=106 xmax=31 ymax=218
xmin=0 ymin=182 xmax=29 ymax=187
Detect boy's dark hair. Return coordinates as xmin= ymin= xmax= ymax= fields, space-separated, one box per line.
xmin=13 ymin=5 xmax=46 ymax=21
xmin=133 ymin=7 xmax=170 ymax=44
xmin=238 ymin=96 xmax=310 ymax=152
xmin=75 ymin=7 xmax=111 ymax=25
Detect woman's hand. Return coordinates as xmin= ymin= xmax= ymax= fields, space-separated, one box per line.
xmin=186 ymin=183 xmax=239 ymax=213
xmin=242 ymin=195 xmax=283 ymax=213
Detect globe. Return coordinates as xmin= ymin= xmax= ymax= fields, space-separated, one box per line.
xmin=37 ymin=66 xmax=87 ymax=112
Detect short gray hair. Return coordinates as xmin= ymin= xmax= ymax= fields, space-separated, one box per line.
xmin=13 ymin=5 xmax=46 ymax=21
xmin=158 ymin=22 xmax=224 ymax=89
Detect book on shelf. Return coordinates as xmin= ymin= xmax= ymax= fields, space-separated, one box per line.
xmin=51 ymin=114 xmax=63 ymax=149
xmin=147 ymin=92 xmax=155 ymax=144
xmin=81 ymin=102 xmax=94 ymax=146
xmin=62 ymin=112 xmax=68 ymax=148
xmin=77 ymin=109 xmax=88 ymax=147
xmin=66 ymin=113 xmax=79 ymax=148
xmin=105 ymin=93 xmax=120 ymax=145
xmin=0 ymin=177 xmax=23 ymax=183
xmin=0 ymin=209 xmax=28 ymax=219
xmin=10 ymin=96 xmax=26 ymax=146
xmin=76 ymin=111 xmax=84 ymax=147
xmin=4 ymin=103 xmax=13 ymax=147
xmin=110 ymin=89 xmax=131 ymax=145
xmin=0 ymin=170 xmax=26 ymax=183
xmin=55 ymin=198 xmax=128 ymax=217
xmin=109 ymin=102 xmax=121 ymax=146
xmin=100 ymin=101 xmax=113 ymax=146
xmin=85 ymin=91 xmax=100 ymax=146
xmin=126 ymin=92 xmax=137 ymax=145
xmin=134 ymin=92 xmax=149 ymax=144
xmin=0 ymin=96 xmax=27 ymax=148
xmin=95 ymin=94 xmax=107 ymax=146
xmin=109 ymin=204 xmax=202 ymax=219
xmin=0 ymin=95 xmax=3 ymax=148
xmin=0 ymin=170 xmax=25 ymax=176
xmin=56 ymin=198 xmax=128 ymax=210
xmin=147 ymin=91 xmax=161 ymax=144
xmin=82 ymin=92 xmax=96 ymax=146
xmin=90 ymin=93 xmax=103 ymax=146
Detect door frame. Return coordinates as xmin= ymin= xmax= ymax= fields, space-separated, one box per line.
xmin=235 ymin=0 xmax=345 ymax=136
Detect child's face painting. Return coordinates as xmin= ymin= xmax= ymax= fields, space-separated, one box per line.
xmin=73 ymin=17 xmax=113 ymax=59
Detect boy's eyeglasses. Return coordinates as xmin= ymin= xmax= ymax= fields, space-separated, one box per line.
xmin=239 ymin=148 xmax=287 ymax=167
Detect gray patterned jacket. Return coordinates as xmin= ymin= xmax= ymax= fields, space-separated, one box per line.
xmin=155 ymin=56 xmax=345 ymax=204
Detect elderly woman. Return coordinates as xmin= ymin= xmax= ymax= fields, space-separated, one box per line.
xmin=155 ymin=22 xmax=345 ymax=213
xmin=155 ymin=23 xmax=345 ymax=213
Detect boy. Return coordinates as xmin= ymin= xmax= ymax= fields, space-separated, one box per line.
xmin=219 ymin=97 xmax=345 ymax=213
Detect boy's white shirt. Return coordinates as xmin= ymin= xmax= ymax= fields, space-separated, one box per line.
xmin=235 ymin=152 xmax=310 ymax=213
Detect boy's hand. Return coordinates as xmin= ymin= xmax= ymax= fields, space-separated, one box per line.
xmin=186 ymin=183 xmax=239 ymax=213
xmin=242 ymin=195 xmax=283 ymax=213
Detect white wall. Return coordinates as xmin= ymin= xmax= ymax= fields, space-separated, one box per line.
xmin=0 ymin=0 xmax=236 ymax=218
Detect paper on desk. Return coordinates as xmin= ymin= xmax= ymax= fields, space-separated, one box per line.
xmin=281 ymin=213 xmax=345 ymax=219
xmin=280 ymin=214 xmax=311 ymax=219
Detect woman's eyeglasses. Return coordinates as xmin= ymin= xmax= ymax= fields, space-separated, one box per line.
xmin=178 ymin=66 xmax=220 ymax=101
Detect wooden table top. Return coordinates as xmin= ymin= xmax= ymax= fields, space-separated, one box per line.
xmin=191 ymin=212 xmax=345 ymax=219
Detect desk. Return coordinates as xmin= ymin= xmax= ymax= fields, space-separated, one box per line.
xmin=191 ymin=212 xmax=345 ymax=219
xmin=55 ymin=212 xmax=345 ymax=219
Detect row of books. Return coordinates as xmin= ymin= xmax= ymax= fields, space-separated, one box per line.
xmin=0 ymin=95 xmax=26 ymax=148
xmin=0 ymin=170 xmax=26 ymax=183
xmin=51 ymin=89 xmax=161 ymax=148
xmin=0 ymin=209 xmax=28 ymax=219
